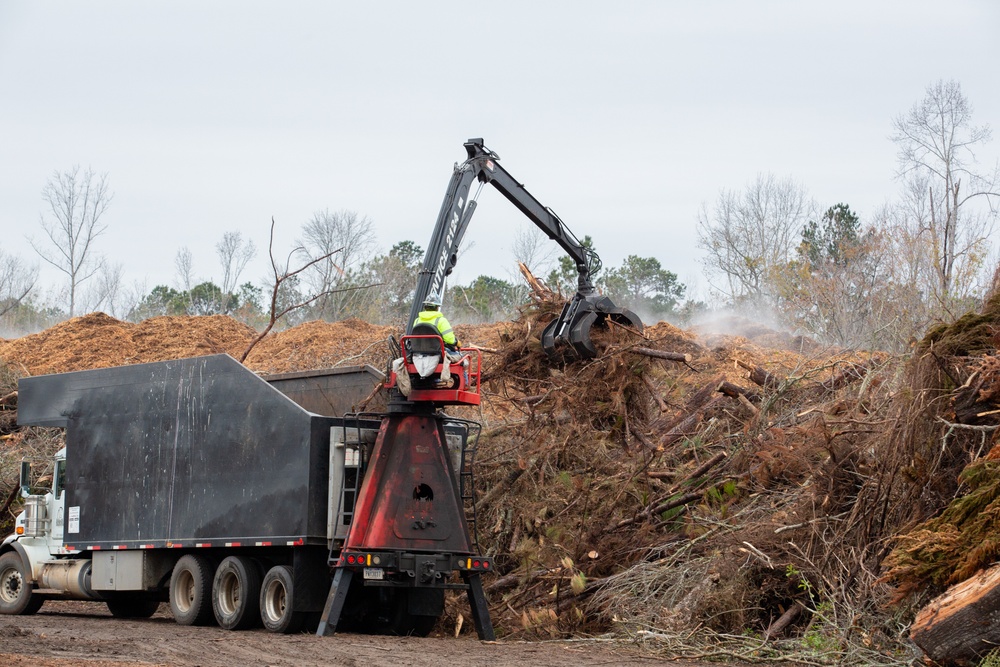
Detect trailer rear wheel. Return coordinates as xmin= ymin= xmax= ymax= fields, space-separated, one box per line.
xmin=212 ymin=556 xmax=262 ymax=630
xmin=0 ymin=552 xmax=43 ymax=615
xmin=169 ymin=554 xmax=215 ymax=626
xmin=259 ymin=565 xmax=305 ymax=634
xmin=106 ymin=597 xmax=161 ymax=619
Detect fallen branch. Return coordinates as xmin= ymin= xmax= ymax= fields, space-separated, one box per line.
xmin=475 ymin=468 xmax=524 ymax=510
xmin=1 ymin=481 xmax=20 ymax=518
xmin=658 ymin=396 xmax=726 ymax=450
xmin=820 ymin=361 xmax=873 ymax=393
xmin=355 ymin=382 xmax=384 ymax=413
xmin=737 ymin=393 xmax=760 ymax=415
xmin=643 ymin=375 xmax=670 ymax=413
xmin=676 ymin=451 xmax=728 ymax=488
xmin=614 ymin=490 xmax=702 ymax=529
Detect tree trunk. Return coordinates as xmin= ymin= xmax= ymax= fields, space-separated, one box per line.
xmin=910 ymin=561 xmax=1000 ymax=666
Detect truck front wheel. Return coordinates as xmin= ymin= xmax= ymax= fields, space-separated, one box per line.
xmin=0 ymin=552 xmax=43 ymax=615
xmin=169 ymin=554 xmax=215 ymax=626
xmin=260 ymin=565 xmax=305 ymax=634
xmin=212 ymin=556 xmax=261 ymax=630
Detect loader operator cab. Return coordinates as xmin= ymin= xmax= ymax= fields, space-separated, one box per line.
xmin=397 ymin=326 xmax=480 ymax=403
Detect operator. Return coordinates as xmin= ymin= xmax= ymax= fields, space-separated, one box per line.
xmin=413 ymin=293 xmax=461 ymax=355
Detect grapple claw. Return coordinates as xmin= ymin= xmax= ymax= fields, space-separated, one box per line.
xmin=541 ymin=295 xmax=643 ymax=359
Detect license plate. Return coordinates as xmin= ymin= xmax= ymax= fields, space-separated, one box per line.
xmin=363 ymin=567 xmax=384 ymax=580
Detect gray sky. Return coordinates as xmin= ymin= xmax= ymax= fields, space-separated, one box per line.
xmin=2 ymin=1 xmax=999 ymax=308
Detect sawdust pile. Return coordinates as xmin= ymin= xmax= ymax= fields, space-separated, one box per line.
xmin=0 ymin=313 xmax=258 ymax=376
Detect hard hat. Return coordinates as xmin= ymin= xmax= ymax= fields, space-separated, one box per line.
xmin=423 ymin=293 xmax=442 ymax=308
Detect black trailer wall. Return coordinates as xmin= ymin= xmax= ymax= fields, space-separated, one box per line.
xmin=19 ymin=355 xmax=336 ymax=548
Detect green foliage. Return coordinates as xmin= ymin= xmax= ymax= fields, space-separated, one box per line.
xmin=349 ymin=240 xmax=425 ymax=325
xmin=979 ymin=648 xmax=1000 ymax=667
xmin=449 ymin=275 xmax=518 ymax=323
xmin=598 ymin=255 xmax=685 ymax=319
xmin=130 ymin=281 xmax=262 ymax=321
xmin=799 ymin=203 xmax=862 ymax=268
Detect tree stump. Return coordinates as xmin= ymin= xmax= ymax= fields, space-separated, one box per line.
xmin=910 ymin=562 xmax=1000 ymax=665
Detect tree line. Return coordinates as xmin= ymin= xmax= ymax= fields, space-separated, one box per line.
xmin=697 ymin=79 xmax=999 ymax=351
xmin=2 ymin=80 xmax=997 ymax=352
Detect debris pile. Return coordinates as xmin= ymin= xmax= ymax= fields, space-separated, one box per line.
xmin=3 ymin=292 xmax=1000 ymax=664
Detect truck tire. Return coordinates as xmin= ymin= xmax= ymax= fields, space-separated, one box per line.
xmin=212 ymin=556 xmax=261 ymax=630
xmin=0 ymin=552 xmax=43 ymax=615
xmin=259 ymin=564 xmax=305 ymax=634
xmin=169 ymin=554 xmax=215 ymax=626
xmin=106 ymin=597 xmax=161 ymax=619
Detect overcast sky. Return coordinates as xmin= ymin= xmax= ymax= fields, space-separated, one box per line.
xmin=2 ymin=1 xmax=998 ymax=309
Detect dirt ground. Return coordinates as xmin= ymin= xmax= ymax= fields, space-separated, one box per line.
xmin=0 ymin=601 xmax=700 ymax=667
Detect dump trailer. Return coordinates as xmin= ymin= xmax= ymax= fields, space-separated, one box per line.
xmin=0 ymin=354 xmax=491 ymax=637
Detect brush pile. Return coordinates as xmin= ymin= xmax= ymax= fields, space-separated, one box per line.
xmin=4 ymin=291 xmax=1000 ymax=665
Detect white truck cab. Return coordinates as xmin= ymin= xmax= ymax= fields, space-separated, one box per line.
xmin=1 ymin=448 xmax=96 ymax=615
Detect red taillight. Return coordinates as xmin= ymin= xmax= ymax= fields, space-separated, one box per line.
xmin=347 ymin=554 xmax=356 ymax=565
xmin=473 ymin=560 xmax=481 ymax=569
xmin=482 ymin=561 xmax=490 ymax=570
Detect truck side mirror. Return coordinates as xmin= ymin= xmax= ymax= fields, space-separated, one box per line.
xmin=19 ymin=460 xmax=31 ymax=497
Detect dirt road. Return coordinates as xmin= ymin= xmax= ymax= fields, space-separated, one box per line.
xmin=0 ymin=601 xmax=682 ymax=667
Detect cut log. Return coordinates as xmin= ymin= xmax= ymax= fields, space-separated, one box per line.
xmin=910 ymin=561 xmax=1000 ymax=666
xmin=683 ymin=374 xmax=727 ymax=413
xmin=736 ymin=360 xmax=784 ymax=389
xmin=716 ymin=381 xmax=760 ymax=403
xmin=630 ymin=347 xmax=692 ymax=363
xmin=765 ymin=601 xmax=803 ymax=639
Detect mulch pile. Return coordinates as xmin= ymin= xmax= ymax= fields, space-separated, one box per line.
xmin=4 ymin=295 xmax=1000 ymax=659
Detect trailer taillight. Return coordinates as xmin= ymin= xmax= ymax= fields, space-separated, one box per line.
xmin=463 ymin=557 xmax=491 ymax=571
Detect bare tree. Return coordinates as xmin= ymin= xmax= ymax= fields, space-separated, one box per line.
xmin=240 ymin=219 xmax=378 ymax=362
xmin=697 ymin=173 xmax=814 ymax=309
xmin=83 ymin=261 xmax=125 ymax=318
xmin=0 ymin=251 xmax=38 ymax=318
xmin=892 ymin=79 xmax=1000 ymax=311
xmin=29 ymin=166 xmax=113 ymax=316
xmin=174 ymin=247 xmax=195 ymax=292
xmin=298 ymin=209 xmax=375 ymax=320
xmin=216 ymin=230 xmax=256 ymax=311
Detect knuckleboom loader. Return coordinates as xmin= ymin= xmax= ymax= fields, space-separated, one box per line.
xmin=0 ymin=139 xmax=639 ymax=640
xmin=408 ymin=138 xmax=642 ymax=358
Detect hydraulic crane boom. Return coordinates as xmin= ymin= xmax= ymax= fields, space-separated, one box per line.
xmin=407 ymin=138 xmax=642 ymax=358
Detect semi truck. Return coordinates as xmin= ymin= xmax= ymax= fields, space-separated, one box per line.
xmin=1 ymin=355 xmax=493 ymax=637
